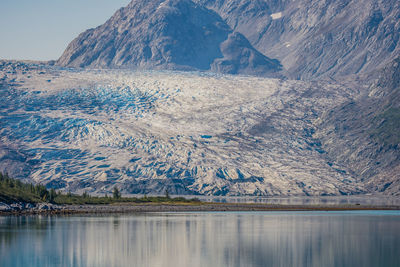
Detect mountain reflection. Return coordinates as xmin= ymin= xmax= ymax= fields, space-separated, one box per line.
xmin=1 ymin=212 xmax=400 ymax=267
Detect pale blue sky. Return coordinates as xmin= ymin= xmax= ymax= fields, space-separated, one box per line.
xmin=0 ymin=0 xmax=131 ymax=60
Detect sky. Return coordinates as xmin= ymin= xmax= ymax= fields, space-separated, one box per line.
xmin=0 ymin=0 xmax=131 ymax=61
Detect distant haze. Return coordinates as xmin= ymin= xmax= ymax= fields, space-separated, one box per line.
xmin=0 ymin=0 xmax=130 ymax=61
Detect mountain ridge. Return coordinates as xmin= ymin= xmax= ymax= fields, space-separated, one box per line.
xmin=58 ymin=0 xmax=399 ymax=79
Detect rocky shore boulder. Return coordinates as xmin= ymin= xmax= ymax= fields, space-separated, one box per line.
xmin=0 ymin=202 xmax=12 ymax=212
xmin=0 ymin=202 xmax=62 ymax=213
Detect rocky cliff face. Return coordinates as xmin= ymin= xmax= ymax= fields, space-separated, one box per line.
xmin=57 ymin=0 xmax=281 ymax=76
xmin=197 ymin=0 xmax=400 ymax=79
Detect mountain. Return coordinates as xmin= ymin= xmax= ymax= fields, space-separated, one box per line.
xmin=58 ymin=0 xmax=399 ymax=79
xmin=57 ymin=0 xmax=281 ymax=76
xmin=196 ymin=0 xmax=400 ymax=79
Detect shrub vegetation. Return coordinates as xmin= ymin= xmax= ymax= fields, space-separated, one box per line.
xmin=0 ymin=172 xmax=201 ymax=205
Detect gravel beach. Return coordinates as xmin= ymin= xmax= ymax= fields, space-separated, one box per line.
xmin=1 ymin=202 xmax=400 ymax=216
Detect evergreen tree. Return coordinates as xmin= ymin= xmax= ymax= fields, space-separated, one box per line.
xmin=49 ymin=188 xmax=57 ymax=203
xmin=113 ymin=187 xmax=121 ymax=199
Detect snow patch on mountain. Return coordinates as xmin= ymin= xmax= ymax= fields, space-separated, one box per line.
xmin=270 ymin=12 xmax=282 ymax=20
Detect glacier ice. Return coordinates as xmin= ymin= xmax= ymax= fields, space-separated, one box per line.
xmin=0 ymin=63 xmax=365 ymax=195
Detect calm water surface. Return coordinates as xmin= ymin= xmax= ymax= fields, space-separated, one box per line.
xmin=1 ymin=211 xmax=399 ymax=267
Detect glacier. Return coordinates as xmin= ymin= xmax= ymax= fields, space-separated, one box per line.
xmin=0 ymin=61 xmax=365 ymax=196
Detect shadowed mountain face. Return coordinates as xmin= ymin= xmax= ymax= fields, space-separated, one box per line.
xmin=57 ymin=0 xmax=281 ymax=75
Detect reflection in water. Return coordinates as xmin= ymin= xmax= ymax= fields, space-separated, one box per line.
xmin=1 ymin=211 xmax=400 ymax=267
xmin=195 ymin=196 xmax=400 ymax=205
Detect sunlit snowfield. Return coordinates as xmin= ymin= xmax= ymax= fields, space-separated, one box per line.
xmin=0 ymin=63 xmax=364 ymax=195
xmin=1 ymin=211 xmax=400 ymax=267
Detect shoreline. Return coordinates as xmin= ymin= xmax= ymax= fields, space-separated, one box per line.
xmin=1 ymin=202 xmax=400 ymax=216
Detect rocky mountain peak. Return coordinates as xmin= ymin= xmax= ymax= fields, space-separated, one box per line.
xmin=57 ymin=0 xmax=282 ymax=75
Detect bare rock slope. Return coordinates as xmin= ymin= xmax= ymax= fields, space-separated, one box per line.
xmin=197 ymin=0 xmax=400 ymax=79
xmin=315 ymin=57 xmax=400 ymax=195
xmin=59 ymin=0 xmax=399 ymax=79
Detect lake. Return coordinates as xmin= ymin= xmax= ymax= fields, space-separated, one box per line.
xmin=1 ymin=211 xmax=399 ymax=267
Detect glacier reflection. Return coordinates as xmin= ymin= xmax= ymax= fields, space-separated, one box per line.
xmin=1 ymin=211 xmax=400 ymax=267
